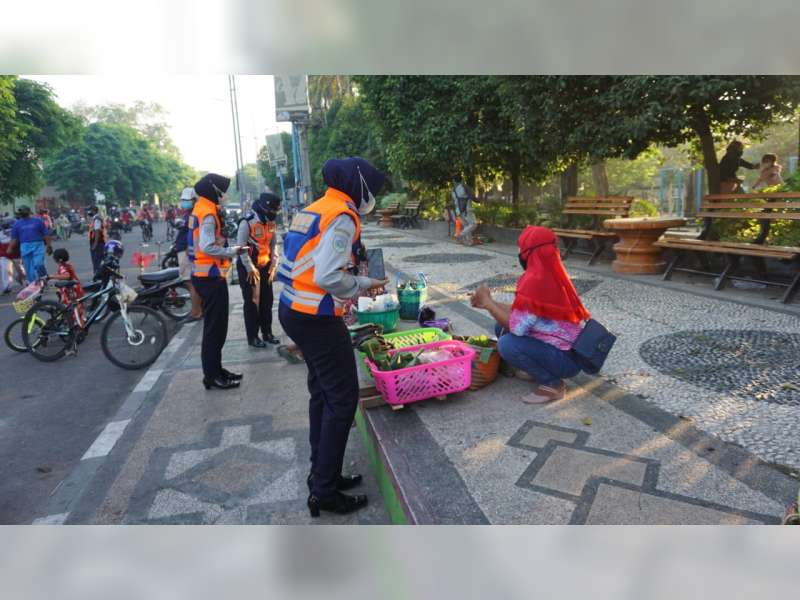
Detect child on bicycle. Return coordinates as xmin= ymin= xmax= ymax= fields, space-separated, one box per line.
xmin=50 ymin=248 xmax=86 ymax=327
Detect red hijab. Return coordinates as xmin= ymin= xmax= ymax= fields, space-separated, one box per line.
xmin=512 ymin=226 xmax=591 ymax=324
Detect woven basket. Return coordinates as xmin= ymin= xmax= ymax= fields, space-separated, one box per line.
xmin=454 ymin=336 xmax=501 ymax=390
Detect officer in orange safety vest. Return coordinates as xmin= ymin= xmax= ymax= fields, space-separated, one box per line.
xmin=278 ymin=157 xmax=388 ymax=518
xmin=189 ymin=173 xmax=248 ymax=391
xmin=236 ymin=192 xmax=282 ymax=348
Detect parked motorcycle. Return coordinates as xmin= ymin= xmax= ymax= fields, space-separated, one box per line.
xmin=161 ymin=241 xmax=180 ymax=270
xmin=134 ymin=267 xmax=192 ymax=320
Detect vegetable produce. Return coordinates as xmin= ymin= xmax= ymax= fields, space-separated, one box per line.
xmin=463 ymin=335 xmax=493 ymax=348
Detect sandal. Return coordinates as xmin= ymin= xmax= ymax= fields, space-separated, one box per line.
xmin=522 ymin=382 xmax=565 ymax=404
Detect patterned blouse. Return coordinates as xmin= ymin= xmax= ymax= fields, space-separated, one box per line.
xmin=509 ymin=308 xmax=583 ymax=351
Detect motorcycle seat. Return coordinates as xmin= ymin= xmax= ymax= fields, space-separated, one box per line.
xmin=139 ymin=268 xmax=180 ymax=284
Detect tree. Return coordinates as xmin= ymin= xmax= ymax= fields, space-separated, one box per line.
xmin=0 ymin=78 xmax=78 ymax=203
xmin=598 ymin=76 xmax=800 ymax=193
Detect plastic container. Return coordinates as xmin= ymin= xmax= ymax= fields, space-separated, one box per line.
xmin=453 ymin=336 xmax=501 ymax=390
xmin=397 ymin=273 xmax=427 ymax=321
xmin=356 ymin=307 xmax=400 ymax=332
xmin=365 ymin=340 xmax=475 ymax=406
xmin=357 ymin=327 xmax=452 ymax=381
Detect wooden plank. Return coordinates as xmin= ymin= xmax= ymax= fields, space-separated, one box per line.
xmin=553 ymin=228 xmax=616 ymax=237
xmin=563 ymin=209 xmax=630 ymax=215
xmin=567 ymin=196 xmax=634 ymax=202
xmin=565 ymin=203 xmax=633 ymax=209
xmin=658 ymin=238 xmax=800 ymax=253
xmin=703 ymin=192 xmax=800 ymax=200
xmin=553 ymin=231 xmax=593 ymax=239
xmin=700 ymin=202 xmax=800 ymax=210
xmin=656 ymin=241 xmax=797 ymax=258
xmin=696 ymin=211 xmax=800 ymax=220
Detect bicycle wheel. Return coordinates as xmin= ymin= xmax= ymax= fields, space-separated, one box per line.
xmin=4 ymin=317 xmax=29 ymax=352
xmin=22 ymin=300 xmax=74 ymax=362
xmin=160 ymin=283 xmax=193 ymax=320
xmin=101 ymin=305 xmax=168 ymax=370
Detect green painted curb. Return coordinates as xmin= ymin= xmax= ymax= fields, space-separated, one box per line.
xmin=355 ymin=406 xmax=408 ymax=524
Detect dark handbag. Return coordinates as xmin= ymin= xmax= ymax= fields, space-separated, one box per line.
xmin=570 ymin=319 xmax=616 ymax=374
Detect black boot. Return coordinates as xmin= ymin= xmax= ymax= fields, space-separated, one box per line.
xmin=307 ymin=491 xmax=368 ymax=517
xmin=263 ymin=333 xmax=281 ymax=345
xmin=248 ymin=338 xmax=267 ymax=348
xmin=221 ymin=368 xmax=243 ymax=381
xmin=307 ymin=472 xmax=363 ymax=492
xmin=203 ymin=376 xmax=240 ymax=390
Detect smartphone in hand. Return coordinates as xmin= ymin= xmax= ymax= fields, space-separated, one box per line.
xmin=365 ymin=248 xmax=386 ymax=280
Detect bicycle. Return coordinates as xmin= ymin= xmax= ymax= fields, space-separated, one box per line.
xmin=140 ymin=220 xmax=153 ymax=243
xmin=22 ymin=257 xmax=169 ymax=369
xmin=5 ymin=278 xmax=48 ymax=353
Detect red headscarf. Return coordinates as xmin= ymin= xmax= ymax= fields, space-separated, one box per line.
xmin=512 ymin=226 xmax=591 ymax=324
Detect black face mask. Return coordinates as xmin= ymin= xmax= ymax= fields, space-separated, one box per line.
xmin=518 ymin=254 xmax=527 ymax=270
xmin=266 ymin=210 xmax=277 ymax=222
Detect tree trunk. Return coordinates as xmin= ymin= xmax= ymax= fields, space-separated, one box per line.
xmin=694 ymin=112 xmax=720 ymax=194
xmin=560 ymin=162 xmax=578 ymax=206
xmin=511 ymin=163 xmax=520 ymax=207
xmin=591 ymin=160 xmax=609 ymax=196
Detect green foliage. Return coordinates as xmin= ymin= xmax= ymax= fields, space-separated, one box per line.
xmin=629 ymin=199 xmax=658 ymax=217
xmin=474 ymin=202 xmax=538 ymax=228
xmin=45 ymin=119 xmax=195 ymax=207
xmin=257 ymin=132 xmax=295 ymax=192
xmin=376 ymin=192 xmax=407 ymax=210
xmin=0 ymin=78 xmax=78 ymax=203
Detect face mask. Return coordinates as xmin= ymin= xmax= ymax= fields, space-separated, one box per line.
xmin=266 ymin=210 xmax=277 ymax=221
xmin=518 ymin=254 xmax=527 ymax=270
xmin=357 ymin=168 xmax=377 ymax=216
xmin=180 ymin=200 xmax=194 ymax=210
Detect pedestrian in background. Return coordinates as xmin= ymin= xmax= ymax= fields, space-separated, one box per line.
xmin=237 ymin=192 xmax=282 ymax=348
xmin=452 ymin=178 xmax=478 ymax=245
xmin=8 ymin=205 xmax=52 ymax=283
xmin=177 ymin=187 xmax=202 ymax=319
xmin=87 ymin=205 xmax=106 ymax=276
xmin=189 ymin=173 xmax=247 ymax=391
xmin=278 ymin=157 xmax=388 ymax=517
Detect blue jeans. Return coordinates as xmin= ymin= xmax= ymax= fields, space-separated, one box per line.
xmin=20 ymin=241 xmax=46 ymax=283
xmin=495 ymin=324 xmax=581 ymax=386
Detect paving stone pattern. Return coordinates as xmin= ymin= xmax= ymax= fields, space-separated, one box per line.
xmin=639 ymin=330 xmax=800 ymax=406
xmin=403 ymin=253 xmax=492 ymax=264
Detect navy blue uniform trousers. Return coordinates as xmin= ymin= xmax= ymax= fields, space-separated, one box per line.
xmin=278 ymin=302 xmax=359 ymax=498
xmin=192 ymin=276 xmax=229 ymax=379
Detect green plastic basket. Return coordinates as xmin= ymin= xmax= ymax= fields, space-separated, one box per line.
xmin=357 ymin=327 xmax=452 ymax=381
xmin=356 ymin=307 xmax=400 ymax=333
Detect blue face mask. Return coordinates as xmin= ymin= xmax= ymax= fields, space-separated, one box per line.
xmin=180 ymin=200 xmax=194 ymax=210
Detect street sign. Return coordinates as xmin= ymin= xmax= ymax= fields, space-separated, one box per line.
xmin=274 ymin=75 xmax=310 ymax=122
xmin=266 ymin=133 xmax=287 ymax=166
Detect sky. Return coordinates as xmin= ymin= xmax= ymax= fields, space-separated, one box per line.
xmin=25 ymin=75 xmax=291 ymax=175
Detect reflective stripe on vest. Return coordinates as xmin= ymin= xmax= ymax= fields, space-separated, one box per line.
xmin=190 ymin=196 xmax=230 ymax=278
xmin=278 ymin=188 xmax=361 ymax=317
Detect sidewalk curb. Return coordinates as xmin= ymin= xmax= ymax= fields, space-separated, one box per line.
xmin=30 ymin=321 xmax=199 ymax=524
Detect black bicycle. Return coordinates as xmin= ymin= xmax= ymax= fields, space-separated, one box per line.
xmin=140 ymin=220 xmax=153 ymax=243
xmin=22 ymin=260 xmax=168 ymax=369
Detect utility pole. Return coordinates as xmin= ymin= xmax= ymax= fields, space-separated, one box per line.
xmin=228 ymin=75 xmax=246 ymax=209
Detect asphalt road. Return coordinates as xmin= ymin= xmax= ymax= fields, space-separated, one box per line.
xmin=0 ymin=221 xmax=178 ymax=524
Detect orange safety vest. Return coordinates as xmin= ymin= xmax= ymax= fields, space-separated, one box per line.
xmin=245 ymin=217 xmax=276 ymax=268
xmin=89 ymin=215 xmax=106 ymax=245
xmin=189 ymin=196 xmax=230 ymax=278
xmin=277 ymin=188 xmax=361 ymax=317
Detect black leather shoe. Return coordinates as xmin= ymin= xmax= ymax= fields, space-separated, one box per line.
xmin=248 ymin=338 xmax=267 ymax=348
xmin=221 ymin=368 xmax=243 ymax=381
xmin=307 ymin=473 xmax=363 ymax=492
xmin=264 ymin=333 xmax=281 ymax=345
xmin=203 ymin=376 xmax=240 ymax=390
xmin=307 ymin=491 xmax=368 ymax=517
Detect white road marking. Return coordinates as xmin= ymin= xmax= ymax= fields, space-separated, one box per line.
xmin=31 ymin=512 xmax=69 ymax=525
xmin=81 ymin=419 xmax=131 ymax=460
xmin=133 ymin=368 xmax=164 ymax=393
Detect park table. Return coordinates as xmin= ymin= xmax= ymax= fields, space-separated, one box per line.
xmin=602 ymin=216 xmax=686 ymax=274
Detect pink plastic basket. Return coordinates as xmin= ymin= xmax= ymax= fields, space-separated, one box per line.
xmin=365 ymin=340 xmax=476 ymax=406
